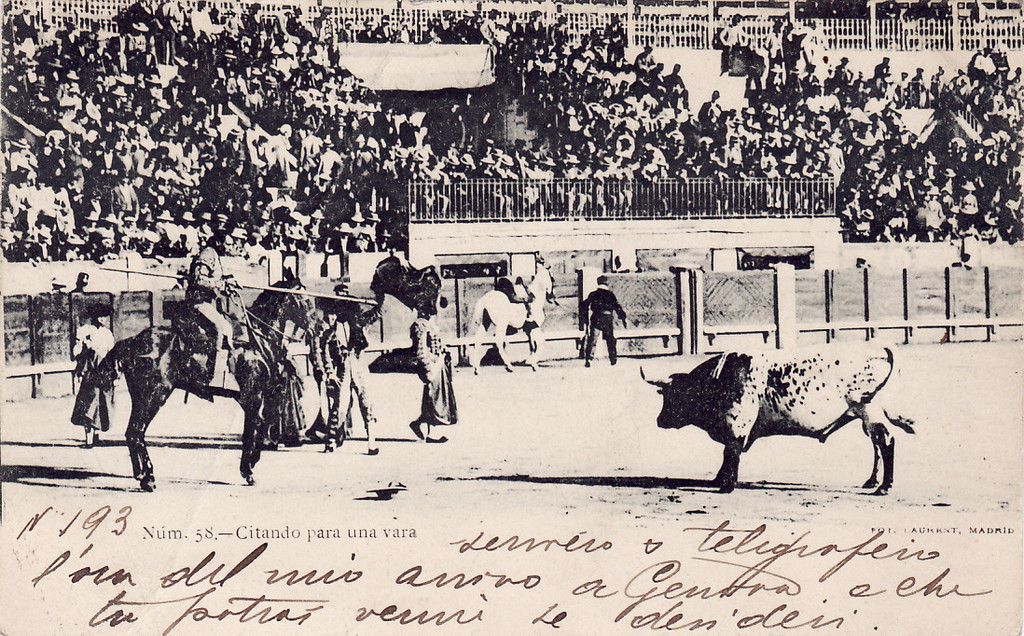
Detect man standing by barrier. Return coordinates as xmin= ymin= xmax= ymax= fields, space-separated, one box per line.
xmin=71 ymin=305 xmax=115 ymax=448
xmin=582 ymin=275 xmax=627 ymax=367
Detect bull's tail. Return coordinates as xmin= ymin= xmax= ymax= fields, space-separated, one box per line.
xmin=885 ymin=410 xmax=916 ymax=435
xmin=881 ymin=346 xmax=896 ymax=386
xmin=864 ymin=346 xmax=898 ymax=400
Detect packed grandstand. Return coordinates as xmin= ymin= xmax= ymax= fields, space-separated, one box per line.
xmin=2 ymin=0 xmax=1021 ymax=263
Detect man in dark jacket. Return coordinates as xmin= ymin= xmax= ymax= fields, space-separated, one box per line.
xmin=320 ymin=284 xmax=382 ymax=454
xmin=582 ymin=276 xmax=627 ymax=367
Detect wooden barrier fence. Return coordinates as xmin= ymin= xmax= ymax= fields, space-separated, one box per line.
xmin=4 ymin=265 xmax=1022 ymax=398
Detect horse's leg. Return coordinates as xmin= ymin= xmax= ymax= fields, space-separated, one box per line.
xmin=237 ymin=355 xmax=266 ymax=485
xmin=527 ymin=326 xmax=545 ymax=371
xmin=124 ymin=394 xmax=143 ymax=482
xmin=126 ymin=383 xmax=173 ymax=492
xmin=470 ymin=323 xmax=488 ymax=375
xmin=494 ymin=323 xmax=515 ymax=373
xmin=239 ymin=401 xmax=263 ymax=486
xmin=523 ymin=326 xmax=537 ymax=371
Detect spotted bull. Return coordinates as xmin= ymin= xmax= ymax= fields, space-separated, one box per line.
xmin=643 ymin=347 xmax=915 ymax=495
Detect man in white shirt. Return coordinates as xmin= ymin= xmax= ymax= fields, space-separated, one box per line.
xmin=72 ymin=305 xmax=116 ymax=447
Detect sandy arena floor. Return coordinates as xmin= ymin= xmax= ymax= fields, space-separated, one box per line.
xmin=1 ymin=341 xmax=1021 ymax=530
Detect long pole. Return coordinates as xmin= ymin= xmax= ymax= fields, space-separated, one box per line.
xmin=97 ymin=267 xmax=376 ymax=304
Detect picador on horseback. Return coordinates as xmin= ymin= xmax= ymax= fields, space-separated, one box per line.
xmin=70 ymin=250 xmax=446 ymax=492
xmin=174 ymin=245 xmax=237 ymax=396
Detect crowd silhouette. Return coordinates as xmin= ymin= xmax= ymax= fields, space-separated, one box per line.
xmin=2 ymin=2 xmax=1020 ymax=262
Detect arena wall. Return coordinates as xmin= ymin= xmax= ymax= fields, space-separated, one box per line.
xmin=408 ymin=217 xmax=845 ymax=271
xmin=7 ymin=258 xmax=1021 ymax=400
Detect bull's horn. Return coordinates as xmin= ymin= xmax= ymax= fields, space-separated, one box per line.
xmin=640 ymin=366 xmax=669 ymax=389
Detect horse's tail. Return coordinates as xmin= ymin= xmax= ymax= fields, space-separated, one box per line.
xmin=473 ymin=295 xmax=493 ymax=332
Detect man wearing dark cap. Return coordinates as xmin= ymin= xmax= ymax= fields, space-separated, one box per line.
xmin=582 ymin=275 xmax=627 ymax=367
xmin=319 ymin=283 xmax=382 ymax=455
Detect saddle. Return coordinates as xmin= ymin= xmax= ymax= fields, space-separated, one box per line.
xmin=170 ymin=308 xmax=238 ymax=400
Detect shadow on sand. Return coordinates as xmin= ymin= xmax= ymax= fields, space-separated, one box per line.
xmin=0 ymin=464 xmax=131 ymax=492
xmin=0 ymin=464 xmax=236 ymax=491
xmin=448 ymin=473 xmax=815 ymax=493
xmin=0 ymin=437 xmax=243 ymax=451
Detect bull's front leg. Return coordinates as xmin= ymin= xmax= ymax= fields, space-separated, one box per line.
xmin=712 ymin=441 xmax=743 ymax=493
xmin=862 ymin=426 xmax=881 ymax=490
xmin=867 ymin=424 xmax=895 ymax=496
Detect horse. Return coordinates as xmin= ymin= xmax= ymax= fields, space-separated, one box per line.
xmin=71 ymin=282 xmax=317 ymax=492
xmin=371 ymin=253 xmax=442 ymax=315
xmin=246 ymin=276 xmax=323 ymax=448
xmin=470 ymin=266 xmax=556 ymax=373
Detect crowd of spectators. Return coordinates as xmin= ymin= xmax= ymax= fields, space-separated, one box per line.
xmin=1 ymin=1 xmax=1021 ymax=263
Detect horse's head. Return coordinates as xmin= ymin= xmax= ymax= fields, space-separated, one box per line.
xmin=248 ymin=278 xmax=321 ymax=341
xmin=529 ymin=268 xmax=554 ymax=299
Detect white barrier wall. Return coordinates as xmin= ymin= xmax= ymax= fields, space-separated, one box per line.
xmin=409 ymin=217 xmax=845 ymax=270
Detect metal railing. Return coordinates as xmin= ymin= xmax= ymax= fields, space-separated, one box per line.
xmin=8 ymin=0 xmax=1023 ymax=51
xmin=408 ymin=178 xmax=837 ymax=223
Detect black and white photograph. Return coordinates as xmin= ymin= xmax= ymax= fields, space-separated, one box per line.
xmin=1 ymin=0 xmax=1022 ymax=632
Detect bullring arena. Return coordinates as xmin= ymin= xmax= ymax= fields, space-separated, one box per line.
xmin=3 ymin=255 xmax=1022 ymax=527
xmin=2 ymin=0 xmax=1024 ymax=557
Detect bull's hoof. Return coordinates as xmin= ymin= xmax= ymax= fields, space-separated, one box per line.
xmin=140 ymin=478 xmax=156 ymax=492
xmin=870 ymin=486 xmax=890 ymax=496
xmin=504 ymin=366 xmax=514 ymax=373
xmin=862 ymin=478 xmax=879 ymax=489
xmin=473 ymin=367 xmax=480 ymax=376
xmin=243 ymin=475 xmax=256 ymax=486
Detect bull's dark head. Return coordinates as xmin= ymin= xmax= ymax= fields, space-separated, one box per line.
xmin=642 ymin=354 xmax=750 ymax=432
xmin=641 ymin=366 xmax=687 ymax=430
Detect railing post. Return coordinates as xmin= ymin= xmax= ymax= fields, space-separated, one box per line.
xmin=824 ymin=269 xmax=834 ymax=343
xmin=626 ymin=0 xmax=636 ymax=49
xmin=902 ymin=268 xmax=911 ymax=344
xmin=952 ymin=1 xmax=962 ymax=51
xmin=773 ymin=264 xmax=797 ymax=350
xmin=407 ymin=180 xmax=413 ymax=222
xmin=983 ymin=265 xmax=992 ymax=342
xmin=27 ymin=295 xmax=38 ymax=399
xmin=576 ymin=268 xmax=586 ymax=357
xmin=673 ymin=267 xmax=688 ymax=355
xmin=944 ymin=266 xmax=954 ymax=342
xmin=706 ymin=0 xmax=715 ymax=50
xmin=862 ymin=266 xmax=872 ymax=341
xmin=689 ymin=269 xmax=705 ymax=354
xmin=868 ymin=1 xmax=876 ymax=49
xmin=455 ymin=277 xmax=468 ymax=366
